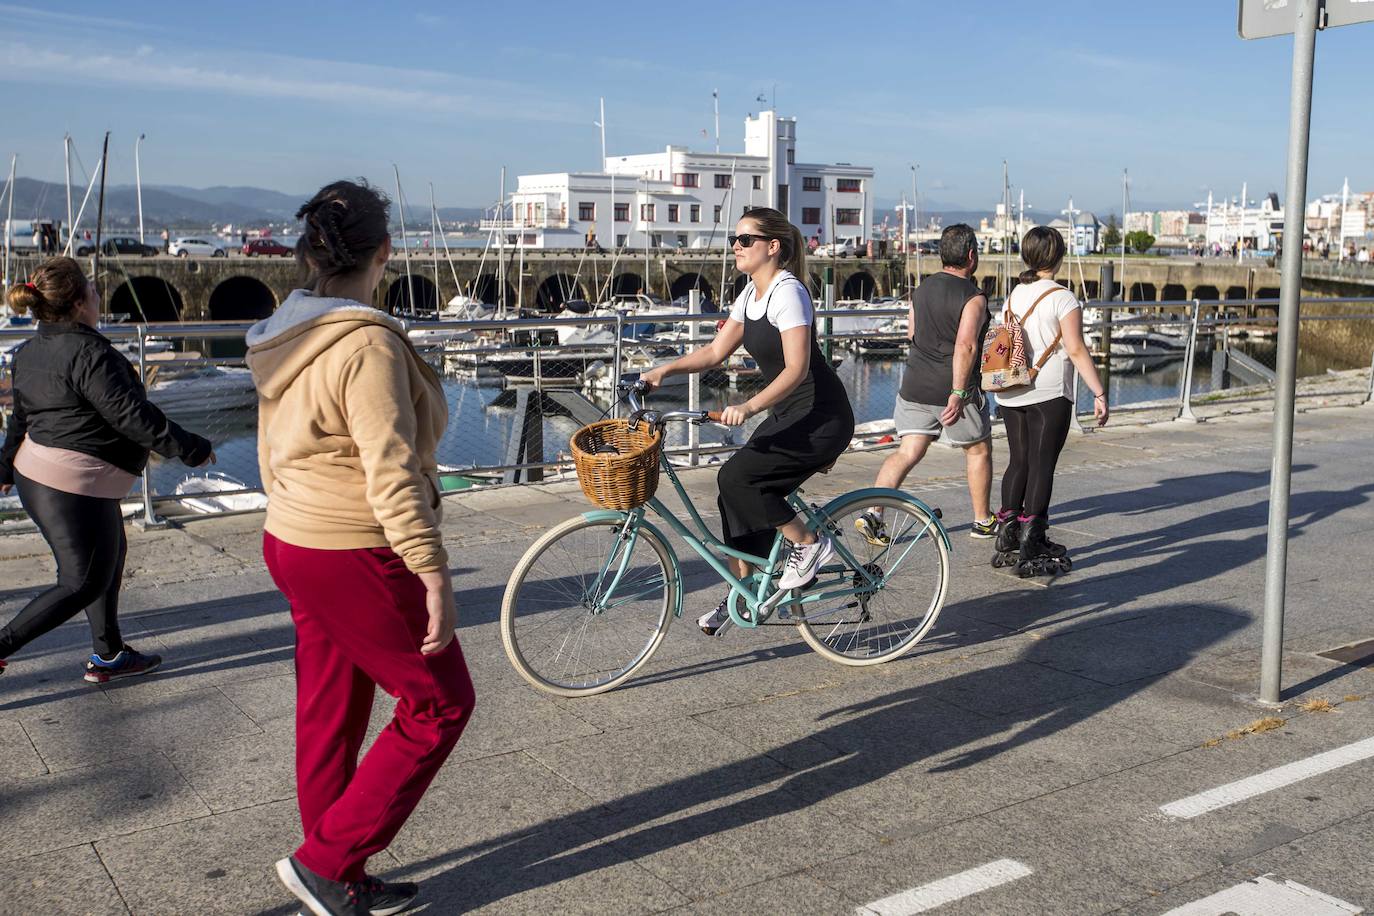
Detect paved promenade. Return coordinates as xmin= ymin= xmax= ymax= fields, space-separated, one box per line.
xmin=2 ymin=388 xmax=1373 ymax=915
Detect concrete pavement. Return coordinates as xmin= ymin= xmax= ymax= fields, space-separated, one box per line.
xmin=1 ymin=390 xmax=1373 ymax=915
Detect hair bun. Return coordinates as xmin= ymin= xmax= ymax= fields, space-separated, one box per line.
xmin=6 ymin=282 xmax=43 ymax=316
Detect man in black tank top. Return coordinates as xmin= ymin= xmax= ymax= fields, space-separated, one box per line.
xmin=856 ymin=224 xmax=997 ymax=546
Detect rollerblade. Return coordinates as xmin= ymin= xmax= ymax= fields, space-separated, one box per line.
xmin=990 ymin=515 xmax=1021 ymax=569
xmin=1015 ymin=516 xmax=1071 ymax=578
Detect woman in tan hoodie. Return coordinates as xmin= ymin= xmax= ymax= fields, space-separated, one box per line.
xmin=247 ymin=180 xmax=473 ymax=916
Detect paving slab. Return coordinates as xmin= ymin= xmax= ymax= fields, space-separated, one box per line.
xmin=0 ymin=843 xmax=128 ymax=916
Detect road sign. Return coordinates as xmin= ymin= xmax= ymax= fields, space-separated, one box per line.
xmin=1239 ymin=0 xmax=1374 ymax=39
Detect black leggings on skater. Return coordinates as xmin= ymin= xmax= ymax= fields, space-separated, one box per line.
xmin=999 ymin=397 xmax=1072 ymax=519
xmin=0 ymin=471 xmax=128 ymax=660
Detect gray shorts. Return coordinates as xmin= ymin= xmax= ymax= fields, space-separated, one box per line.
xmin=893 ymin=391 xmax=992 ymax=447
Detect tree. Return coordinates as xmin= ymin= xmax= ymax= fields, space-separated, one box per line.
xmin=1102 ymin=216 xmax=1121 ymax=251
xmin=1126 ymin=230 xmax=1156 ymax=254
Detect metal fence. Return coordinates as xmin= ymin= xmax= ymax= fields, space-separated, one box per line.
xmin=1 ymin=296 xmax=1372 ymax=527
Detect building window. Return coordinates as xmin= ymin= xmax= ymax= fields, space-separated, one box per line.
xmin=677 ymin=233 xmax=688 ymax=247
xmin=802 ymin=207 xmax=821 ymax=225
xmin=752 ymin=175 xmax=762 ymax=190
xmin=578 ymin=202 xmax=595 ymax=221
xmin=714 ymin=174 xmax=732 ymax=189
xmin=713 ymin=205 xmax=722 ymax=223
xmin=786 ymin=148 xmax=794 ymax=165
xmin=616 ymin=234 xmax=627 ymax=247
xmin=614 ymin=203 xmax=629 ymax=222
xmin=690 ymin=204 xmax=701 ymax=223
xmin=640 ymin=203 xmax=655 ymax=221
xmin=668 ymin=204 xmax=679 ymax=223
xmin=777 ymin=185 xmax=788 ymax=215
xmin=837 ymin=178 xmax=862 ymax=193
xmin=673 ymin=172 xmax=699 ymax=188
xmin=803 ymin=177 xmax=822 ymax=192
xmin=651 ymin=233 xmax=663 ymax=247
xmin=836 ymin=208 xmax=861 ymax=225
xmin=534 ymin=203 xmax=544 ymax=221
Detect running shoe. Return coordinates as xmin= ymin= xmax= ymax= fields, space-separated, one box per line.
xmin=778 ymin=536 xmax=834 ymax=591
xmin=83 ymin=645 xmax=162 ymax=684
xmin=697 ymin=598 xmax=732 ymax=636
xmin=275 ymin=856 xmax=369 ymax=916
xmin=855 ymin=511 xmax=890 ymax=547
xmin=970 ymin=516 xmax=998 ymax=539
xmin=359 ymin=875 xmax=419 ymax=916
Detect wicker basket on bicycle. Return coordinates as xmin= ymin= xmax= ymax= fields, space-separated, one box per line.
xmin=570 ymin=418 xmax=663 ymax=510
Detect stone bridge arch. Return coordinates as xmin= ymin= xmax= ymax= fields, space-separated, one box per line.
xmin=208 ymin=276 xmax=277 ymax=321
xmin=536 ymin=273 xmax=587 ymax=311
xmin=383 ymin=275 xmax=439 ymax=315
xmin=110 ymin=276 xmax=185 ymax=322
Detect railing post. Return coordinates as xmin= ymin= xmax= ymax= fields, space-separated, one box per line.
xmin=1069 ymin=367 xmax=1086 ymax=434
xmin=687 ymin=290 xmax=701 ymax=465
xmin=612 ymin=312 xmax=624 ymax=418
xmin=1175 ymin=300 xmax=1203 ymax=423
xmin=134 ymin=325 xmax=168 ymax=530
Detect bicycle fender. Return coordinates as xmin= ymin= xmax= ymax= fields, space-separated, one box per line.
xmin=579 ymin=509 xmax=686 ymax=618
xmin=816 ymin=487 xmax=953 ymax=551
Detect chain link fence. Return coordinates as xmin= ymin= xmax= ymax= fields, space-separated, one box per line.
xmin=2 ymin=298 xmax=1373 ymax=528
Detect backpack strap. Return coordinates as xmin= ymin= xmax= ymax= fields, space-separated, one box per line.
xmin=1022 ymin=285 xmax=1067 ymax=374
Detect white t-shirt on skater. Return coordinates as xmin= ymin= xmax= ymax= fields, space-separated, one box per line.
xmin=994 ymin=278 xmax=1081 ymax=408
xmin=729 ymin=270 xmax=812 ymax=332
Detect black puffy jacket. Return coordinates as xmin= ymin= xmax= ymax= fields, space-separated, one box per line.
xmin=0 ymin=321 xmax=212 ymax=484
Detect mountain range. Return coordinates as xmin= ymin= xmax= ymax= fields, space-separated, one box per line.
xmin=1 ymin=178 xmax=488 ymax=230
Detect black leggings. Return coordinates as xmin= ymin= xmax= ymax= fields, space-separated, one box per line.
xmin=0 ymin=472 xmax=128 ymax=659
xmin=999 ymin=397 xmax=1072 ymax=520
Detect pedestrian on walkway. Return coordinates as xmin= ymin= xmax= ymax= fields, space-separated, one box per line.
xmin=856 ymin=224 xmax=995 ymax=547
xmin=247 ymin=179 xmax=474 ymax=916
xmin=641 ymin=207 xmax=855 ymax=635
xmin=992 ymin=227 xmax=1108 ymax=576
xmin=0 ymin=257 xmax=214 ymax=681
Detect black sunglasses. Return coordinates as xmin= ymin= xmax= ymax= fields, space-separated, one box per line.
xmin=728 ymin=233 xmax=773 ymax=248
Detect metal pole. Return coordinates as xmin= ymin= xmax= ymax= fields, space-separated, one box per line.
xmin=823 ymin=266 xmax=835 ymax=362
xmin=93 ymin=132 xmax=110 ymax=308
xmin=64 ymin=135 xmax=73 ymax=252
xmin=912 ymin=164 xmax=920 ymax=286
xmin=3 ymin=154 xmax=14 ymax=293
xmin=1259 ymin=0 xmax=1319 ymax=706
xmin=1069 ymin=368 xmax=1085 ymax=434
xmin=613 ymin=312 xmax=624 ymax=417
xmin=135 ymin=326 xmax=167 ymax=530
xmin=688 ymin=289 xmax=701 ymax=464
xmin=135 ymin=133 xmax=146 ymax=245
xmin=1175 ymin=300 xmax=1203 ymax=423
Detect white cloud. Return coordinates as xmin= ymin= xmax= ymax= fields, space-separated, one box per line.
xmin=0 ymin=40 xmax=584 ymax=125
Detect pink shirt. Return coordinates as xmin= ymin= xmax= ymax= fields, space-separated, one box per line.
xmin=13 ymin=439 xmax=137 ymax=499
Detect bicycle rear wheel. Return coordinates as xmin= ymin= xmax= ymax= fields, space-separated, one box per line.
xmin=501 ymin=514 xmax=676 ymax=697
xmin=796 ymin=493 xmax=949 ymax=665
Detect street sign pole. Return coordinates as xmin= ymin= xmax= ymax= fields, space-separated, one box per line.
xmin=1258 ymin=0 xmax=1320 ymax=705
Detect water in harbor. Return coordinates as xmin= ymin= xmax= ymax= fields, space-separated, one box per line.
xmin=143 ymin=339 xmax=1333 ymax=498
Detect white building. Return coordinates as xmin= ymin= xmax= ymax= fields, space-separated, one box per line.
xmin=1049 ymin=212 xmax=1101 ymax=255
xmin=488 ymin=110 xmax=875 ymax=250
xmin=1205 ymin=193 xmax=1284 ymax=252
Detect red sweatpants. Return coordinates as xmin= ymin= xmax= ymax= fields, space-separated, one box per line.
xmin=263 ymin=532 xmax=475 ymax=882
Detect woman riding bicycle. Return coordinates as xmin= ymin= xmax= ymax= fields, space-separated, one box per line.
xmin=641 ymin=207 xmax=855 ymax=634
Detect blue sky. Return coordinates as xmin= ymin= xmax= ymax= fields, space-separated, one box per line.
xmin=1 ymin=0 xmax=1369 ymax=216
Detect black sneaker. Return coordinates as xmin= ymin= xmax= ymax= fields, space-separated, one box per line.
xmin=83 ymin=645 xmax=162 ymax=684
xmin=855 ymin=510 xmax=890 ymax=547
xmin=360 ymin=875 xmax=419 ymax=916
xmin=275 ymin=856 xmax=369 ymax=916
xmin=970 ymin=516 xmax=998 ymax=539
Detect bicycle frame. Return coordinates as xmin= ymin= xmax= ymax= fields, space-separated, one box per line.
xmin=581 ymin=449 xmax=950 ymax=630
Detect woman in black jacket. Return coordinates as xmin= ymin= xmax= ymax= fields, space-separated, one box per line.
xmin=0 ymin=257 xmax=214 ymax=682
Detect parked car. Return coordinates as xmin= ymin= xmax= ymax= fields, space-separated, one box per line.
xmin=169 ymin=237 xmax=226 ymax=258
xmin=815 ymin=237 xmax=862 ymax=258
xmin=916 ymin=239 xmax=940 ymax=255
xmin=89 ymin=236 xmax=160 ymax=258
xmin=242 ymin=238 xmax=293 ymax=257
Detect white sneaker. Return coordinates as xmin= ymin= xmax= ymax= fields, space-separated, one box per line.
xmin=696 ymin=598 xmax=732 ymax=635
xmin=778 ymin=536 xmax=834 ymax=591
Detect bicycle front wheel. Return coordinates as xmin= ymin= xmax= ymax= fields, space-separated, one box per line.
xmin=501 ymin=514 xmax=676 ymax=697
xmin=796 ymin=493 xmax=950 ymax=666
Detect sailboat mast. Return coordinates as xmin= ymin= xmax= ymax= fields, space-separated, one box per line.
xmin=1120 ymin=168 xmax=1128 ymax=301
xmin=498 ymin=167 xmax=506 ymax=318
xmin=392 ymin=164 xmax=415 ymax=316
xmin=93 ymin=132 xmax=110 ymax=306
xmin=429 ymin=182 xmax=440 ymax=300
xmin=64 ymin=135 xmax=73 ymax=250
xmin=3 ymin=154 xmax=15 ymax=294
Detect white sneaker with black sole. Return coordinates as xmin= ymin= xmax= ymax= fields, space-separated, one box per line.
xmin=778 ymin=536 xmax=834 ymax=592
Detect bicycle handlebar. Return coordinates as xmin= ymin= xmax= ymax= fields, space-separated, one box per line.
xmin=619 ymin=379 xmax=715 ymax=426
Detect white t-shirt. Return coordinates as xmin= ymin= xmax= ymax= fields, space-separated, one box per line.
xmin=728 ymin=270 xmax=813 ymax=331
xmin=994 ymin=278 xmax=1081 ymax=408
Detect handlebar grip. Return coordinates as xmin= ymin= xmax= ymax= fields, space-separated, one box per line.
xmin=707 ymin=410 xmax=724 ymax=422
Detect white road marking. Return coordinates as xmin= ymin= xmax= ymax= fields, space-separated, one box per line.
xmin=1162 ymin=874 xmax=1363 ymax=915
xmin=856 ymin=859 xmax=1033 ymax=916
xmin=1159 ymin=736 xmax=1374 ymax=819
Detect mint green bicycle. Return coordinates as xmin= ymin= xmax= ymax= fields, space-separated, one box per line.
xmin=499 ymin=381 xmax=952 ymax=697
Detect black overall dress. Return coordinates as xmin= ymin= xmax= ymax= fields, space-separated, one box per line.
xmin=717 ymin=276 xmax=855 ymax=559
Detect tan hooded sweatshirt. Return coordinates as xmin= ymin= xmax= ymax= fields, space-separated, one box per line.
xmin=246 ymin=290 xmax=449 ymax=572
